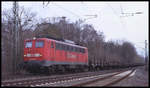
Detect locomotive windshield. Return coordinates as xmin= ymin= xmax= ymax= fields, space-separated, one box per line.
xmin=25 ymin=41 xmax=32 ymax=48
xmin=36 ymin=41 xmax=44 ymax=48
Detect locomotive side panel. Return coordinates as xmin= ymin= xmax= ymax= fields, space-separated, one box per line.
xmin=54 ymin=42 xmax=67 ymax=64
xmin=86 ymin=48 xmax=88 ymax=64
xmin=45 ymin=40 xmax=50 ymax=60
xmin=55 ymin=46 xmax=62 ymax=63
xmin=49 ymin=40 xmax=55 ymax=61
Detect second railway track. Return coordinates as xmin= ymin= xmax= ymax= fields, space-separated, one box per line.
xmin=1 ymin=68 xmax=135 ymax=87
xmin=73 ymin=69 xmax=135 ymax=87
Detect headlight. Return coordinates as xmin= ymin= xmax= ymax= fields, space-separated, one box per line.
xmin=25 ymin=53 xmax=42 ymax=57
xmin=24 ymin=55 xmax=26 ymax=57
xmin=39 ymin=54 xmax=42 ymax=56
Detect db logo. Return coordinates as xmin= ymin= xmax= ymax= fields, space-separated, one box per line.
xmin=67 ymin=53 xmax=76 ymax=59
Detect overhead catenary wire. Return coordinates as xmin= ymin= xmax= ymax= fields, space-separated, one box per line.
xmin=120 ymin=4 xmax=124 ymax=14
xmin=107 ymin=3 xmax=120 ymax=17
xmin=43 ymin=1 xmax=50 ymax=8
xmin=46 ymin=1 xmax=50 ymax=7
xmin=106 ymin=3 xmax=127 ymax=30
xmin=119 ymin=4 xmax=132 ymax=17
xmin=81 ymin=2 xmax=106 ymax=24
xmin=81 ymin=2 xmax=94 ymax=15
xmin=51 ymin=2 xmax=82 ymax=19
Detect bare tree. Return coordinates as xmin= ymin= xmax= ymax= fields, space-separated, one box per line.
xmin=2 ymin=2 xmax=37 ymax=75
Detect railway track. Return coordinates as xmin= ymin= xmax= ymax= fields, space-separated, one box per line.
xmin=72 ymin=69 xmax=135 ymax=86
xmin=1 ymin=68 xmax=134 ymax=87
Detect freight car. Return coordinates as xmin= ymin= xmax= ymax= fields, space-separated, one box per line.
xmin=23 ymin=36 xmax=88 ymax=73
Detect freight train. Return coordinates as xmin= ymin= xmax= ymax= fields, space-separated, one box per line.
xmin=23 ymin=35 xmax=89 ymax=73
xmin=23 ymin=35 xmax=145 ymax=74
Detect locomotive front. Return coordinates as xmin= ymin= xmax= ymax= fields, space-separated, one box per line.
xmin=23 ymin=38 xmax=46 ymax=72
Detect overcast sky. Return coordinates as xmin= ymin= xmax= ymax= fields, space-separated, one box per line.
xmin=2 ymin=1 xmax=149 ymax=56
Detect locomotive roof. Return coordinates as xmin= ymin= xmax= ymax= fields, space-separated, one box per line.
xmin=48 ymin=38 xmax=87 ymax=49
xmin=25 ymin=38 xmax=87 ymax=49
xmin=53 ymin=39 xmax=87 ymax=49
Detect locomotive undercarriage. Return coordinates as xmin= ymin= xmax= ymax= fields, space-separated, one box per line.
xmin=24 ymin=60 xmax=89 ymax=74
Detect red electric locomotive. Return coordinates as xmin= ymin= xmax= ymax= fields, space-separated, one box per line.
xmin=23 ymin=36 xmax=88 ymax=73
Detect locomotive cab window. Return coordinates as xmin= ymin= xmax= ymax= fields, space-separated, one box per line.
xmin=67 ymin=45 xmax=69 ymax=51
xmin=75 ymin=47 xmax=78 ymax=52
xmin=83 ymin=49 xmax=85 ymax=53
xmin=72 ymin=47 xmax=75 ymax=52
xmin=36 ymin=41 xmax=44 ymax=48
xmin=62 ymin=44 xmax=65 ymax=50
xmin=51 ymin=42 xmax=54 ymax=48
xmin=56 ymin=43 xmax=58 ymax=49
xmin=77 ymin=48 xmax=80 ymax=52
xmin=82 ymin=48 xmax=85 ymax=53
xmin=60 ymin=44 xmax=63 ymax=50
xmin=25 ymin=41 xmax=32 ymax=48
xmin=69 ymin=46 xmax=72 ymax=51
xmin=79 ymin=48 xmax=82 ymax=53
xmin=56 ymin=43 xmax=61 ymax=50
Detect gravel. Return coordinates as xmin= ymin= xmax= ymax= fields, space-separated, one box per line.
xmin=111 ymin=66 xmax=149 ymax=87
